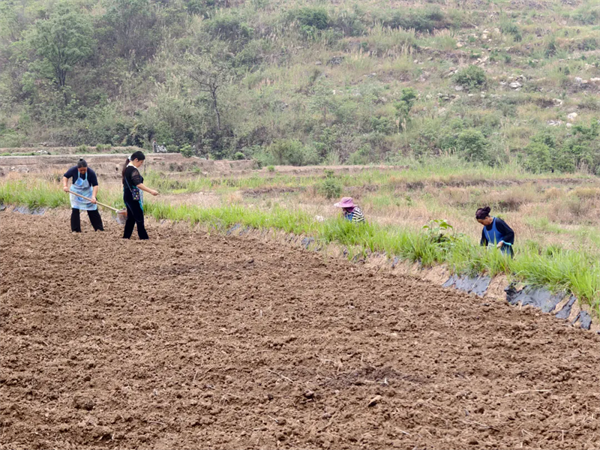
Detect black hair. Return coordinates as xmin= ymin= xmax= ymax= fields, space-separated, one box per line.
xmin=77 ymin=159 xmax=87 ymax=168
xmin=121 ymin=151 xmax=146 ymax=180
xmin=475 ymin=206 xmax=491 ymax=220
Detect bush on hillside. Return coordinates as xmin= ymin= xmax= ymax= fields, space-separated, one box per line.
xmin=268 ymin=139 xmax=319 ymax=166
xmin=205 ymin=15 xmax=253 ymax=44
xmin=382 ymin=7 xmax=450 ymax=33
xmin=457 ymin=129 xmax=491 ymax=164
xmin=500 ymin=20 xmax=522 ymax=42
xmin=453 ymin=65 xmax=487 ymax=90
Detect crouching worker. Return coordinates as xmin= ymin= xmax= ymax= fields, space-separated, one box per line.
xmin=476 ymin=206 xmax=514 ymax=257
xmin=122 ymin=151 xmax=159 ymax=240
xmin=62 ymin=159 xmax=104 ymax=232
xmin=334 ymin=197 xmax=365 ymax=224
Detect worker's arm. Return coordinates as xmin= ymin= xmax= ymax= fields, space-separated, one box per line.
xmin=495 ymin=218 xmax=515 ymax=246
xmin=136 ymin=183 xmax=159 ymax=196
xmin=62 ymin=176 xmax=70 ymax=192
xmin=91 ymin=185 xmax=98 ymax=204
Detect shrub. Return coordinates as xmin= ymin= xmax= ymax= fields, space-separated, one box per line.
xmin=205 ymin=15 xmax=253 ymax=44
xmin=453 ymin=65 xmax=487 ymax=90
xmin=457 ymin=129 xmax=490 ymax=164
xmin=267 ymin=165 xmax=275 ymax=172
xmin=395 ymin=87 xmax=418 ymax=132
xmin=382 ymin=7 xmax=449 ymax=33
xmin=500 ymin=20 xmax=522 ymax=42
xmin=77 ymin=145 xmax=88 ymax=153
xmin=294 ymin=7 xmax=330 ymax=30
xmin=233 ymin=152 xmax=246 ymax=160
xmin=319 ymin=169 xmax=342 ymax=199
xmin=180 ymin=144 xmax=194 ymax=158
xmin=268 ymin=139 xmax=318 ymax=166
xmin=572 ymin=5 xmax=600 ymax=25
xmin=545 ymin=37 xmax=557 ymax=58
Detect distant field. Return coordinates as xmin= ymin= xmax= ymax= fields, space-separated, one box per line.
xmin=2 ymin=158 xmax=600 ymax=314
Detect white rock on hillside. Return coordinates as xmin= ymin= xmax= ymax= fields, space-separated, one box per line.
xmin=567 ymin=112 xmax=578 ymax=121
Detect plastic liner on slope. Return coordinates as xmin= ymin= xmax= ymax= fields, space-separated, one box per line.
xmin=13 ymin=205 xmax=46 ymax=215
xmin=506 ymin=286 xmax=565 ymax=313
xmin=226 ymin=224 xmax=241 ymax=236
xmin=442 ymin=275 xmax=491 ymax=296
xmin=555 ymin=296 xmax=576 ymax=320
xmin=301 ymin=237 xmax=315 ymax=249
xmin=572 ymin=311 xmax=593 ymax=330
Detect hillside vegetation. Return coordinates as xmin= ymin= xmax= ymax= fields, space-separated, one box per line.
xmin=1 ymin=0 xmax=600 ymax=171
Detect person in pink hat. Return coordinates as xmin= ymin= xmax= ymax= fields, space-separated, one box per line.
xmin=334 ymin=197 xmax=365 ymax=224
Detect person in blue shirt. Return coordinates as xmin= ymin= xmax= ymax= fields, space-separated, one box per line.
xmin=62 ymin=159 xmax=104 ymax=233
xmin=476 ymin=206 xmax=514 ymax=257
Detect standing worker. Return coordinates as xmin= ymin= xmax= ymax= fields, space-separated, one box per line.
xmin=122 ymin=151 xmax=159 ymax=240
xmin=62 ymin=159 xmax=104 ymax=233
xmin=334 ymin=197 xmax=365 ymax=224
xmin=475 ymin=206 xmax=514 ymax=257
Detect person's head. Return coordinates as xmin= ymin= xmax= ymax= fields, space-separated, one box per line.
xmin=77 ymin=159 xmax=88 ymax=175
xmin=122 ymin=151 xmax=146 ymax=179
xmin=476 ymin=206 xmax=493 ymax=226
xmin=130 ymin=151 xmax=146 ymax=167
xmin=334 ymin=197 xmax=356 ymax=212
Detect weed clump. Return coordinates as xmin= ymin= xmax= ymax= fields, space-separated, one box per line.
xmin=453 ymin=65 xmax=487 ymax=90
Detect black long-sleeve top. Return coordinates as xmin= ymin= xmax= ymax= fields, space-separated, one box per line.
xmin=123 ymin=166 xmax=143 ymax=187
xmin=480 ymin=217 xmax=515 ymax=246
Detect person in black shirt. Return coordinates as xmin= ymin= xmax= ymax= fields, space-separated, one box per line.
xmin=62 ymin=159 xmax=104 ymax=232
xmin=475 ymin=206 xmax=515 ymax=257
xmin=122 ymin=151 xmax=159 ymax=240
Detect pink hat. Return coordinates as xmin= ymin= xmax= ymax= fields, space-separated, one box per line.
xmin=334 ymin=197 xmax=355 ymax=208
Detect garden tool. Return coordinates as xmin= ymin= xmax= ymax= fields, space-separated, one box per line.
xmin=67 ymin=190 xmax=127 ymax=225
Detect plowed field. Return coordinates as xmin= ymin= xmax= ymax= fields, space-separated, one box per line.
xmin=1 ymin=212 xmax=598 ymax=450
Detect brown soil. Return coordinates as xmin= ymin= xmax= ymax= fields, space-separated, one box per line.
xmin=1 ymin=212 xmax=599 ymax=450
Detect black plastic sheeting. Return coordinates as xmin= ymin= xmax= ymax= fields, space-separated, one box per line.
xmin=572 ymin=311 xmax=593 ymax=330
xmin=13 ymin=205 xmax=46 ymax=215
xmin=226 ymin=224 xmax=241 ymax=236
xmin=506 ymin=286 xmax=565 ymax=313
xmin=301 ymin=237 xmax=315 ymax=249
xmin=0 ymin=203 xmax=6 ymax=212
xmin=555 ymin=296 xmax=576 ymax=320
xmin=443 ymin=275 xmax=491 ymax=297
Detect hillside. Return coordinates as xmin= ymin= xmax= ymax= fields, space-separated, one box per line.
xmin=1 ymin=0 xmax=599 ymax=171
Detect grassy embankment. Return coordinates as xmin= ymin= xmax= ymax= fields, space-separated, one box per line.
xmin=2 ymin=164 xmax=599 ymax=316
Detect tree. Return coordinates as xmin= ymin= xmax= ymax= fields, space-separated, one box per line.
xmin=102 ymin=0 xmax=160 ymax=65
xmin=394 ymin=87 xmax=418 ymax=132
xmin=188 ymin=54 xmax=234 ymax=131
xmin=30 ymin=3 xmax=94 ymax=90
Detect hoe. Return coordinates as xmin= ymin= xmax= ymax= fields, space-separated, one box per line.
xmin=67 ymin=190 xmax=127 ymax=225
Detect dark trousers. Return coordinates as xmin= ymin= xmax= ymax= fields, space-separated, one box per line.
xmin=123 ymin=198 xmax=149 ymax=240
xmin=71 ymin=208 xmax=104 ymax=232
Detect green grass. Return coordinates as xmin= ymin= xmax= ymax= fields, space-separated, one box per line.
xmin=1 ymin=177 xmax=599 ymax=317
xmin=143 ymin=158 xmax=588 ymax=196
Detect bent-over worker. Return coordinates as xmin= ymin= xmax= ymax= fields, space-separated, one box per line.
xmin=62 ymin=159 xmax=104 ymax=233
xmin=334 ymin=197 xmax=365 ymax=224
xmin=476 ymin=206 xmax=514 ymax=257
xmin=122 ymin=151 xmax=159 ymax=240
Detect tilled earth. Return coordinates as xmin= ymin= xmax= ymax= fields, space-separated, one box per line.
xmin=1 ymin=211 xmax=599 ymax=450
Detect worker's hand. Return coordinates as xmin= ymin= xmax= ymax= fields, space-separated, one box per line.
xmin=90 ymin=196 xmax=97 ymax=204
xmin=63 ymin=186 xmax=70 ymax=193
xmin=496 ymin=241 xmax=504 ymax=249
xmin=151 ymin=189 xmax=159 ymax=196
